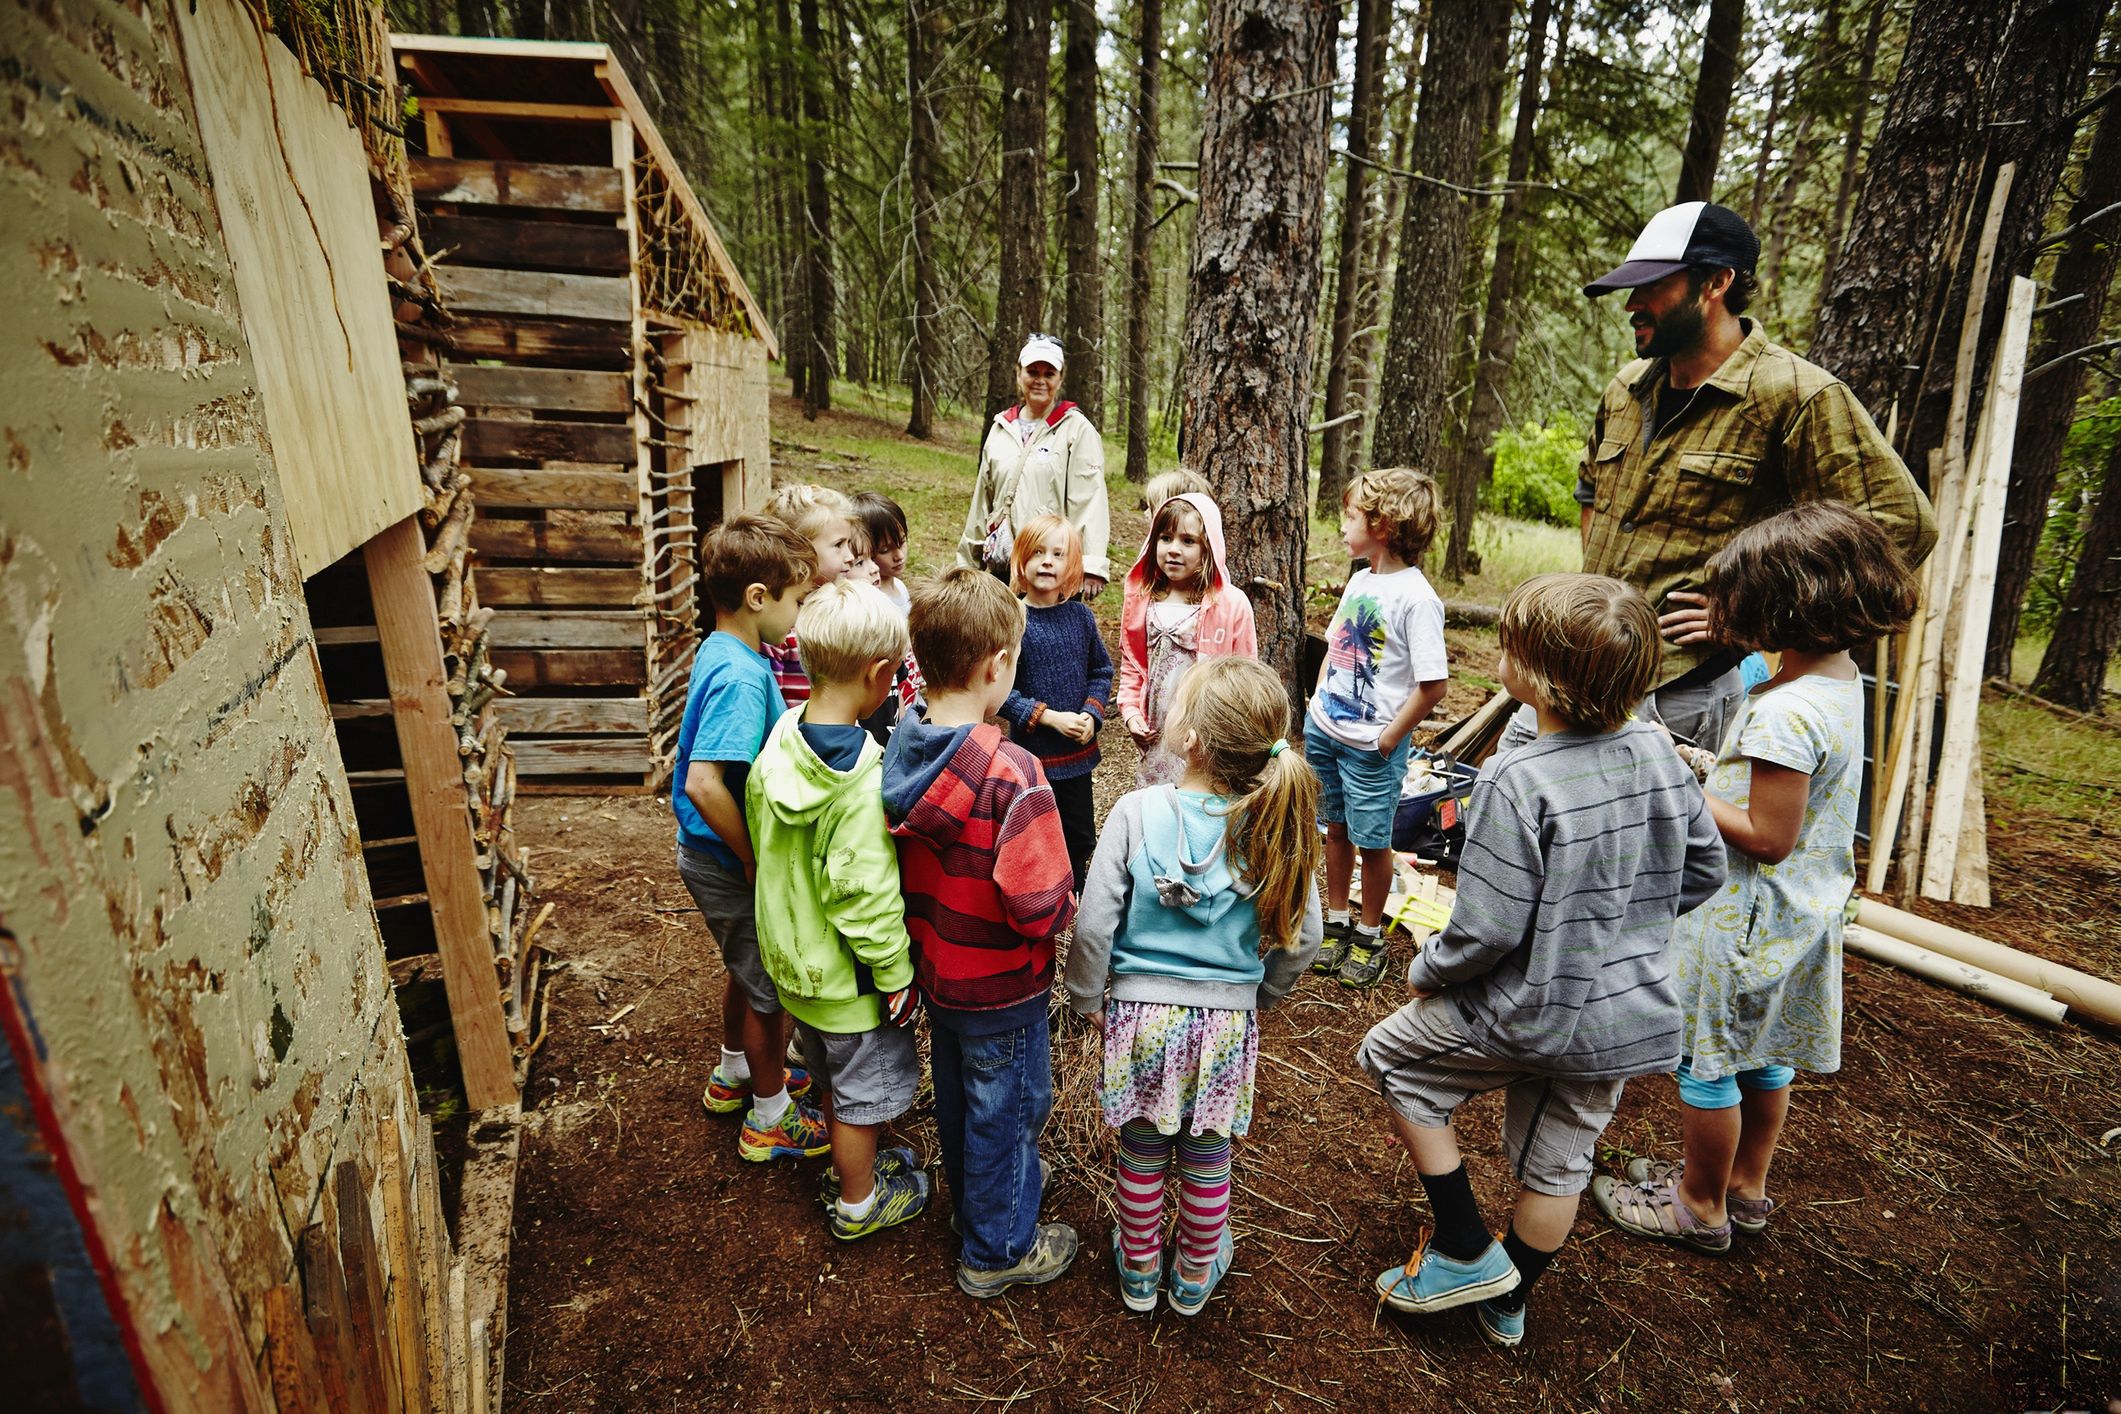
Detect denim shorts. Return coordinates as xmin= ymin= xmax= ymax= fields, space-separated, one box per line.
xmin=1674 ymin=1057 xmax=1795 ymax=1110
xmin=1304 ymin=725 xmax=1410 ymax=850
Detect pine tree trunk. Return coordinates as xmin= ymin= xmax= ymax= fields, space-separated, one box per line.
xmin=455 ymin=0 xmax=497 ymax=37
xmin=2033 ymin=431 xmax=2121 ymax=711
xmin=1060 ymin=0 xmax=1104 ymax=424
xmin=1123 ymin=0 xmax=1164 ymax=482
xmin=1348 ymin=8 xmax=1426 ymax=479
xmin=987 ymin=0 xmax=1051 ymax=422
xmin=1316 ymin=0 xmax=1384 ymax=514
xmin=1987 ymin=60 xmax=2121 ymax=674
xmin=1446 ymin=0 xmax=1555 ymax=581
xmin=1674 ymin=0 xmax=1744 ymax=204
xmin=905 ymin=0 xmax=941 ymax=439
xmin=1179 ymin=0 xmax=1336 ymax=706
xmin=798 ymin=0 xmax=835 ymax=417
xmin=1807 ymin=0 xmax=2010 ymax=422
xmin=774 ymin=0 xmax=809 ymax=400
xmin=1370 ymin=0 xmax=1509 ymax=475
xmin=1746 ymin=67 xmax=1782 ymax=229
xmin=1810 ymin=0 xmax=1885 ymax=334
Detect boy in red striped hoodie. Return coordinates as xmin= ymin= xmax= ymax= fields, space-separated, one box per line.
xmin=882 ymin=568 xmax=1082 ymax=1299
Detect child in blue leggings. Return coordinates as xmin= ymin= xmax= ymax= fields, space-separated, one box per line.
xmin=1594 ymin=503 xmax=1917 ymax=1252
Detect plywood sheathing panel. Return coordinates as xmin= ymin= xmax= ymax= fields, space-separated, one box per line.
xmin=173 ymin=0 xmax=423 ymax=581
xmin=0 ymin=0 xmax=428 ymax=1403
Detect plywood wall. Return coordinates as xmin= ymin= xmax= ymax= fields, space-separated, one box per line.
xmin=0 ymin=0 xmax=426 ymax=1405
xmin=671 ymin=325 xmax=772 ymax=512
xmin=173 ymin=0 xmax=423 ymax=580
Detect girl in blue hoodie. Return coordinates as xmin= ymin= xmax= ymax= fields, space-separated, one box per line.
xmin=1065 ymin=657 xmax=1323 ymax=1316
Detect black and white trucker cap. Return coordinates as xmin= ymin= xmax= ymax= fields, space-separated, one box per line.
xmin=1583 ymin=201 xmax=1761 ymax=297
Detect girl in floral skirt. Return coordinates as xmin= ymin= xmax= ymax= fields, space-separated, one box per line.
xmin=1065 ymin=657 xmax=1322 ymax=1315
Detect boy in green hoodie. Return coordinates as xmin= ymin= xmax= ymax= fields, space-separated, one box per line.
xmin=746 ymin=580 xmax=930 ymax=1240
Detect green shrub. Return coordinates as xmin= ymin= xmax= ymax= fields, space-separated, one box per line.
xmin=2019 ymin=397 xmax=2119 ymax=638
xmin=1486 ymin=413 xmax=1586 ymax=527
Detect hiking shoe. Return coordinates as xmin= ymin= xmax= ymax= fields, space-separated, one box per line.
xmin=1591 ymin=1172 xmax=1732 ymax=1253
xmin=1111 ymin=1227 xmax=1162 ymax=1314
xmin=702 ymin=1065 xmax=813 ymax=1116
xmin=1476 ymin=1298 xmax=1526 ymax=1348
xmin=1337 ymin=933 xmax=1390 ymax=989
xmin=1166 ymin=1229 xmax=1235 ymax=1317
xmin=819 ymin=1146 xmax=924 ymax=1207
xmin=1622 ymin=1156 xmax=1774 ymax=1233
xmin=737 ymin=1100 xmax=831 ymax=1162
xmin=1374 ymin=1237 xmax=1518 ymax=1313
xmin=829 ymin=1162 xmax=931 ymax=1241
xmin=1313 ymin=918 xmax=1356 ymax=974
xmin=957 ymin=1221 xmax=1080 ymax=1299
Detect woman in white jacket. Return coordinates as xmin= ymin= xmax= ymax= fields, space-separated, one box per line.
xmin=958 ymin=334 xmax=1113 ymax=597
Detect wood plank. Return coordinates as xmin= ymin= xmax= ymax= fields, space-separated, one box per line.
xmin=375 ymin=1117 xmax=433 ymax=1414
xmin=487 ymin=610 xmax=647 ymax=649
xmin=422 ymin=214 xmax=631 ymax=275
xmin=413 ymin=1119 xmax=451 ymax=1412
xmin=260 ymin=1284 xmax=330 ymax=1412
xmin=469 ymin=465 xmax=637 ymax=510
xmin=489 ymin=648 xmax=648 ymax=687
xmin=464 ymin=417 xmax=634 ymax=465
xmin=437 ymin=265 xmax=631 ymax=324
xmin=446 ymin=1260 xmax=468 ymax=1414
xmin=334 ymin=1160 xmax=402 ymax=1414
xmin=174 ymin=0 xmax=423 ymax=579
xmin=365 ymin=517 xmax=518 ymax=1110
xmin=478 ymin=566 xmax=642 ymax=607
xmin=411 ymin=157 xmax=626 ymax=212
xmin=444 ymin=316 xmax=629 ymax=364
xmin=298 ymin=1221 xmax=373 ymax=1414
xmin=459 ymin=1105 xmax=521 ymax=1414
xmin=469 ymin=517 xmax=642 ymax=564
xmin=450 ymin=364 xmax=630 ymax=415
xmin=492 ymin=697 xmax=649 ymax=734
xmin=509 ymin=738 xmax=656 ymax=775
xmin=417 ymin=96 xmax=622 ymax=122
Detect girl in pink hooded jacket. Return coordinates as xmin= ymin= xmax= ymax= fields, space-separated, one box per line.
xmin=1118 ymin=492 xmax=1258 ymax=786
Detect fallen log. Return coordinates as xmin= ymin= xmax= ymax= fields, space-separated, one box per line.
xmin=1855 ymin=897 xmax=2121 ymax=1027
xmin=1844 ymin=924 xmax=2064 ymax=1025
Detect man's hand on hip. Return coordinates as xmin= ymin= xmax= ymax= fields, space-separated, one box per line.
xmin=1659 ymin=590 xmax=1714 ymax=646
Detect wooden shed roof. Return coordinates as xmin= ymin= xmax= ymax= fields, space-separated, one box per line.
xmin=393 ymin=33 xmax=776 ymax=359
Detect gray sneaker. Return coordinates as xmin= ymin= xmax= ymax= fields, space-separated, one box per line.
xmin=955 ymin=1221 xmax=1080 ymax=1299
xmin=1313 ymin=918 xmax=1356 ymax=974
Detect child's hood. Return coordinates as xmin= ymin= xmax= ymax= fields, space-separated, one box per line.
xmin=880 ymin=716 xmax=981 ymax=846
xmin=1138 ymin=787 xmax=1254 ymax=928
xmin=1125 ymin=491 xmax=1232 ymax=597
xmin=751 ymin=709 xmax=884 ymax=826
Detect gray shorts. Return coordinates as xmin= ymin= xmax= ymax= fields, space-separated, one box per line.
xmin=1357 ymin=995 xmax=1626 ymax=1197
xmin=676 ymin=844 xmax=780 ymax=1016
xmin=797 ymin=1021 xmax=920 ymax=1127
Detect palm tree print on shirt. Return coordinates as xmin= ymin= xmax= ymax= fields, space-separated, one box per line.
xmin=1322 ymin=595 xmax=1387 ymax=725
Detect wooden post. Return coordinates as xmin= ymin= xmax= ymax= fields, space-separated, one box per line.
xmin=366 ymin=516 xmax=518 ymax=1109
xmin=616 ymin=115 xmax=665 ymax=788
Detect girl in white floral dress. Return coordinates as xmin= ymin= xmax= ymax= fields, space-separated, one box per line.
xmin=1594 ymin=503 xmax=1918 ymax=1253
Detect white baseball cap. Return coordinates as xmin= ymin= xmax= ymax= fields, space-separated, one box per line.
xmin=1583 ymin=201 xmax=1760 ymax=297
xmin=1017 ymin=334 xmax=1065 ymax=370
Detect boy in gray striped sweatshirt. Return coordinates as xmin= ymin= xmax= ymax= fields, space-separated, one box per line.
xmin=1359 ymin=573 xmax=1724 ymax=1349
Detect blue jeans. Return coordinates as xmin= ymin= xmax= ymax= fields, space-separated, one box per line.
xmin=930 ymin=1016 xmax=1052 ymax=1271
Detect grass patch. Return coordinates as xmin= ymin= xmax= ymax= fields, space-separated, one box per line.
xmin=1980 ymin=698 xmax=2121 ymax=829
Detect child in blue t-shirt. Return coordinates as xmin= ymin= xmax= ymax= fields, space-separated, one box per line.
xmin=674 ymin=514 xmax=829 ymax=1163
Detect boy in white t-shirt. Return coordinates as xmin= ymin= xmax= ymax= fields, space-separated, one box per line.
xmin=1304 ymin=468 xmax=1451 ymax=989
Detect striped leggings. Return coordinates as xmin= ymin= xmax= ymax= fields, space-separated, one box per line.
xmin=1114 ymin=1120 xmax=1232 ymax=1267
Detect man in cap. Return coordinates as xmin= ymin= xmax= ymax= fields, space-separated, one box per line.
xmin=1529 ymin=201 xmax=1936 ymax=752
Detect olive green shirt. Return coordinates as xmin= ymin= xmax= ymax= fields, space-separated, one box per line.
xmin=1577 ymin=321 xmax=1937 ymax=687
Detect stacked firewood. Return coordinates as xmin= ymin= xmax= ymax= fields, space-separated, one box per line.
xmin=389 ymin=223 xmax=551 ymax=1061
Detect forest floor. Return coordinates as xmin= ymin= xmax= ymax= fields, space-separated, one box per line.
xmin=498 ymin=388 xmax=2121 ymax=1412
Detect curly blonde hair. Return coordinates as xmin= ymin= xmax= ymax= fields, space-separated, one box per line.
xmin=1344 ymin=467 xmax=1439 ymax=565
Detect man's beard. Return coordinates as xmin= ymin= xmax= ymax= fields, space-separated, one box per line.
xmin=1637 ymin=294 xmax=1707 ymax=359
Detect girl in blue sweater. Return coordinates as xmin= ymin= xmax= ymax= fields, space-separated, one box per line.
xmin=1001 ymin=515 xmax=1113 ymax=888
xmin=1065 ymin=657 xmax=1323 ymax=1315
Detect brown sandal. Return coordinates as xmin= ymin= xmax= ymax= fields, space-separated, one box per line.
xmin=1591 ymin=1171 xmax=1732 ymax=1253
xmin=1622 ymin=1157 xmax=1776 ymax=1234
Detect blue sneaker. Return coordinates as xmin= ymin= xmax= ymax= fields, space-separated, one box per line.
xmin=1476 ymin=1297 xmax=1526 ymax=1347
xmin=1165 ymin=1229 xmax=1234 ymax=1317
xmin=1112 ymin=1228 xmax=1162 ymax=1314
xmin=1373 ymin=1237 xmax=1519 ymax=1314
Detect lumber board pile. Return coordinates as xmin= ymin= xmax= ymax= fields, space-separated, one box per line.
xmin=1866 ymin=165 xmax=2036 ymax=910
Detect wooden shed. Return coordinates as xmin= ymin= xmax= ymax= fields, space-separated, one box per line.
xmin=394 ymin=34 xmax=778 ymax=793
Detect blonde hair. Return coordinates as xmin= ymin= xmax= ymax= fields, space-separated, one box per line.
xmin=908 ymin=567 xmax=1025 ymax=691
xmin=1142 ymin=469 xmax=1209 ymax=511
xmin=794 ymin=580 xmax=909 ymax=687
xmin=1498 ymin=573 xmax=1661 ymax=733
xmin=1009 ymin=514 xmax=1085 ymax=599
xmin=1167 ymin=658 xmax=1321 ymax=952
xmin=765 ymin=482 xmax=855 ymax=543
xmin=1344 ymin=467 xmax=1439 ymax=565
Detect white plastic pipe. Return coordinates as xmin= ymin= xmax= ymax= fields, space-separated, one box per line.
xmin=1856 ymin=897 xmax=2121 ymax=1027
xmin=1844 ymin=925 xmax=2065 ymax=1025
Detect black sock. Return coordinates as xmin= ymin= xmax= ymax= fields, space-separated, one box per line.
xmin=1490 ymin=1224 xmax=1560 ymax=1312
xmin=1417 ymin=1165 xmax=1490 ymax=1260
